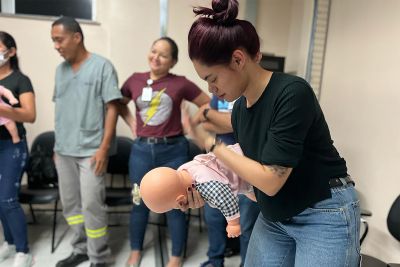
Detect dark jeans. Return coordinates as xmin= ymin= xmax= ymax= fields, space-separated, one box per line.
xmin=204 ymin=195 xmax=259 ymax=266
xmin=0 ymin=138 xmax=29 ymax=253
xmin=128 ymin=137 xmax=189 ymax=256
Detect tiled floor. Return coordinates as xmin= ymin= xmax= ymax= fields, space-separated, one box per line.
xmin=0 ymin=210 xmax=241 ymax=267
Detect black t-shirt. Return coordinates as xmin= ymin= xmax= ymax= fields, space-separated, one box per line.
xmin=232 ymin=72 xmax=347 ymax=222
xmin=0 ymin=70 xmax=34 ymax=140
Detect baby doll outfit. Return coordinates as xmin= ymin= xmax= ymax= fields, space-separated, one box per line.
xmin=178 ymin=144 xmax=253 ymax=221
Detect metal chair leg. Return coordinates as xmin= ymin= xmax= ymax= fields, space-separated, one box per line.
xmin=183 ymin=209 xmax=193 ymax=259
xmin=158 ymin=223 xmax=165 ymax=266
xmin=29 ymin=204 xmax=37 ymax=223
xmin=198 ymin=207 xmax=203 ymax=232
xmin=51 ymin=200 xmax=58 ymax=253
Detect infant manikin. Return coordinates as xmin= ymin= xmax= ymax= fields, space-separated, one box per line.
xmin=0 ymin=85 xmax=20 ymax=143
xmin=139 ymin=143 xmax=255 ymax=238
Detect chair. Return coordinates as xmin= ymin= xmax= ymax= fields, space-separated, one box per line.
xmin=360 ymin=195 xmax=400 ymax=267
xmin=105 ymin=136 xmax=134 ymax=218
xmin=19 ymin=131 xmax=61 ymax=253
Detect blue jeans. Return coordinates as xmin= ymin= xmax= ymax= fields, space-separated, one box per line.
xmin=129 ymin=137 xmax=189 ymax=256
xmin=0 ymin=138 xmax=29 ymax=253
xmin=204 ymin=195 xmax=259 ymax=267
xmin=238 ymin=195 xmax=259 ymax=264
xmin=245 ymin=185 xmax=361 ymax=267
xmin=203 ymin=204 xmax=226 ymax=267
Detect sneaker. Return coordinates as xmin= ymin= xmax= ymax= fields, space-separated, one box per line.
xmin=13 ymin=252 xmax=33 ymax=267
xmin=200 ymin=260 xmax=224 ymax=267
xmin=0 ymin=242 xmax=16 ymax=262
xmin=55 ymin=252 xmax=89 ymax=267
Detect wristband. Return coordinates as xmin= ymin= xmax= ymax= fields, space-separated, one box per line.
xmin=203 ymin=108 xmax=210 ymax=120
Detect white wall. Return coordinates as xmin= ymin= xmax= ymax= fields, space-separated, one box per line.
xmin=321 ymin=0 xmax=400 ymax=262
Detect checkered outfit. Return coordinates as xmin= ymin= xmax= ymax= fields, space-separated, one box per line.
xmin=195 ymin=180 xmax=239 ymax=220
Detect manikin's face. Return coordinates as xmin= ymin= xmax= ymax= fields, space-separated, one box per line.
xmin=192 ymin=59 xmax=245 ymax=102
xmin=51 ymin=25 xmax=80 ymax=62
xmin=148 ymin=40 xmax=176 ymax=76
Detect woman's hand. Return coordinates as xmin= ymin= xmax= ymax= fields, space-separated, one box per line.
xmin=179 ymin=185 xmax=205 ymax=212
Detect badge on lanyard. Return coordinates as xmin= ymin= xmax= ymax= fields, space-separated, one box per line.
xmin=141 ymin=79 xmax=153 ymax=102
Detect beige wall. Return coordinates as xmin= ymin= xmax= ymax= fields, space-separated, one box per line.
xmin=321 ymin=0 xmax=400 ymax=262
xmin=2 ymin=0 xmax=398 ymax=262
xmin=256 ymin=0 xmax=313 ymax=75
xmin=0 ymin=0 xmax=302 ymax=145
xmin=257 ymin=0 xmax=292 ymax=56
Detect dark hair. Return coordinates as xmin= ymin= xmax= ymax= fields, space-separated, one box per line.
xmin=188 ymin=0 xmax=260 ymax=66
xmin=52 ymin=16 xmax=84 ymax=42
xmin=154 ymin=36 xmax=179 ymax=63
xmin=0 ymin=31 xmax=19 ymax=71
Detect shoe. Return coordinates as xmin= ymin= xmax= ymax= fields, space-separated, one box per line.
xmin=0 ymin=242 xmax=16 ymax=262
xmin=13 ymin=252 xmax=33 ymax=267
xmin=200 ymin=260 xmax=224 ymax=267
xmin=223 ymin=247 xmax=240 ymax=258
xmin=90 ymin=263 xmax=106 ymax=267
xmin=55 ymin=252 xmax=89 ymax=267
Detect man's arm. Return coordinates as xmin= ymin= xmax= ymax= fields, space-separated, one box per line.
xmin=192 ymin=103 xmax=233 ymax=134
xmin=91 ymin=99 xmax=119 ymax=176
xmin=202 ymin=109 xmax=233 ymax=134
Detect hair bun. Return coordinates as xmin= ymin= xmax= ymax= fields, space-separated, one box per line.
xmin=211 ymin=0 xmax=238 ymax=24
xmin=193 ymin=0 xmax=238 ymax=25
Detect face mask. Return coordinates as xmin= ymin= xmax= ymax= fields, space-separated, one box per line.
xmin=0 ymin=50 xmax=9 ymax=67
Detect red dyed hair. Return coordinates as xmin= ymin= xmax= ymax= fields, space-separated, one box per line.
xmin=188 ymin=0 xmax=260 ymax=66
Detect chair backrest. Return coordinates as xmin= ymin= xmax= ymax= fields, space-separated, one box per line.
xmin=387 ymin=195 xmax=400 ymax=242
xmin=31 ymin=131 xmax=55 ymax=153
xmin=107 ymin=136 xmax=133 ymax=175
xmin=26 ymin=131 xmax=58 ymax=189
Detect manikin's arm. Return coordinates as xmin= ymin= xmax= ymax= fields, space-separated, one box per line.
xmin=0 ymin=86 xmax=18 ymax=105
xmin=226 ymin=217 xmax=241 ymax=238
xmin=196 ymin=180 xmax=241 ymax=237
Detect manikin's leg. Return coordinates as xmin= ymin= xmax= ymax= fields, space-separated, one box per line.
xmin=4 ymin=121 xmax=20 ymax=144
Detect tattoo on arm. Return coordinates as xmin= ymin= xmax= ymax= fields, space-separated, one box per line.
xmin=268 ymin=165 xmax=289 ymax=178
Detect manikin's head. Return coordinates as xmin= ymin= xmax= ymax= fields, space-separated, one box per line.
xmin=140 ymin=167 xmax=191 ymax=213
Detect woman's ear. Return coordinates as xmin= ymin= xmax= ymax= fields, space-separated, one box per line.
xmin=7 ymin=47 xmax=16 ymax=58
xmin=255 ymin=51 xmax=262 ymax=63
xmin=231 ymin=49 xmax=246 ymax=70
xmin=170 ymin=59 xmax=177 ymax=69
